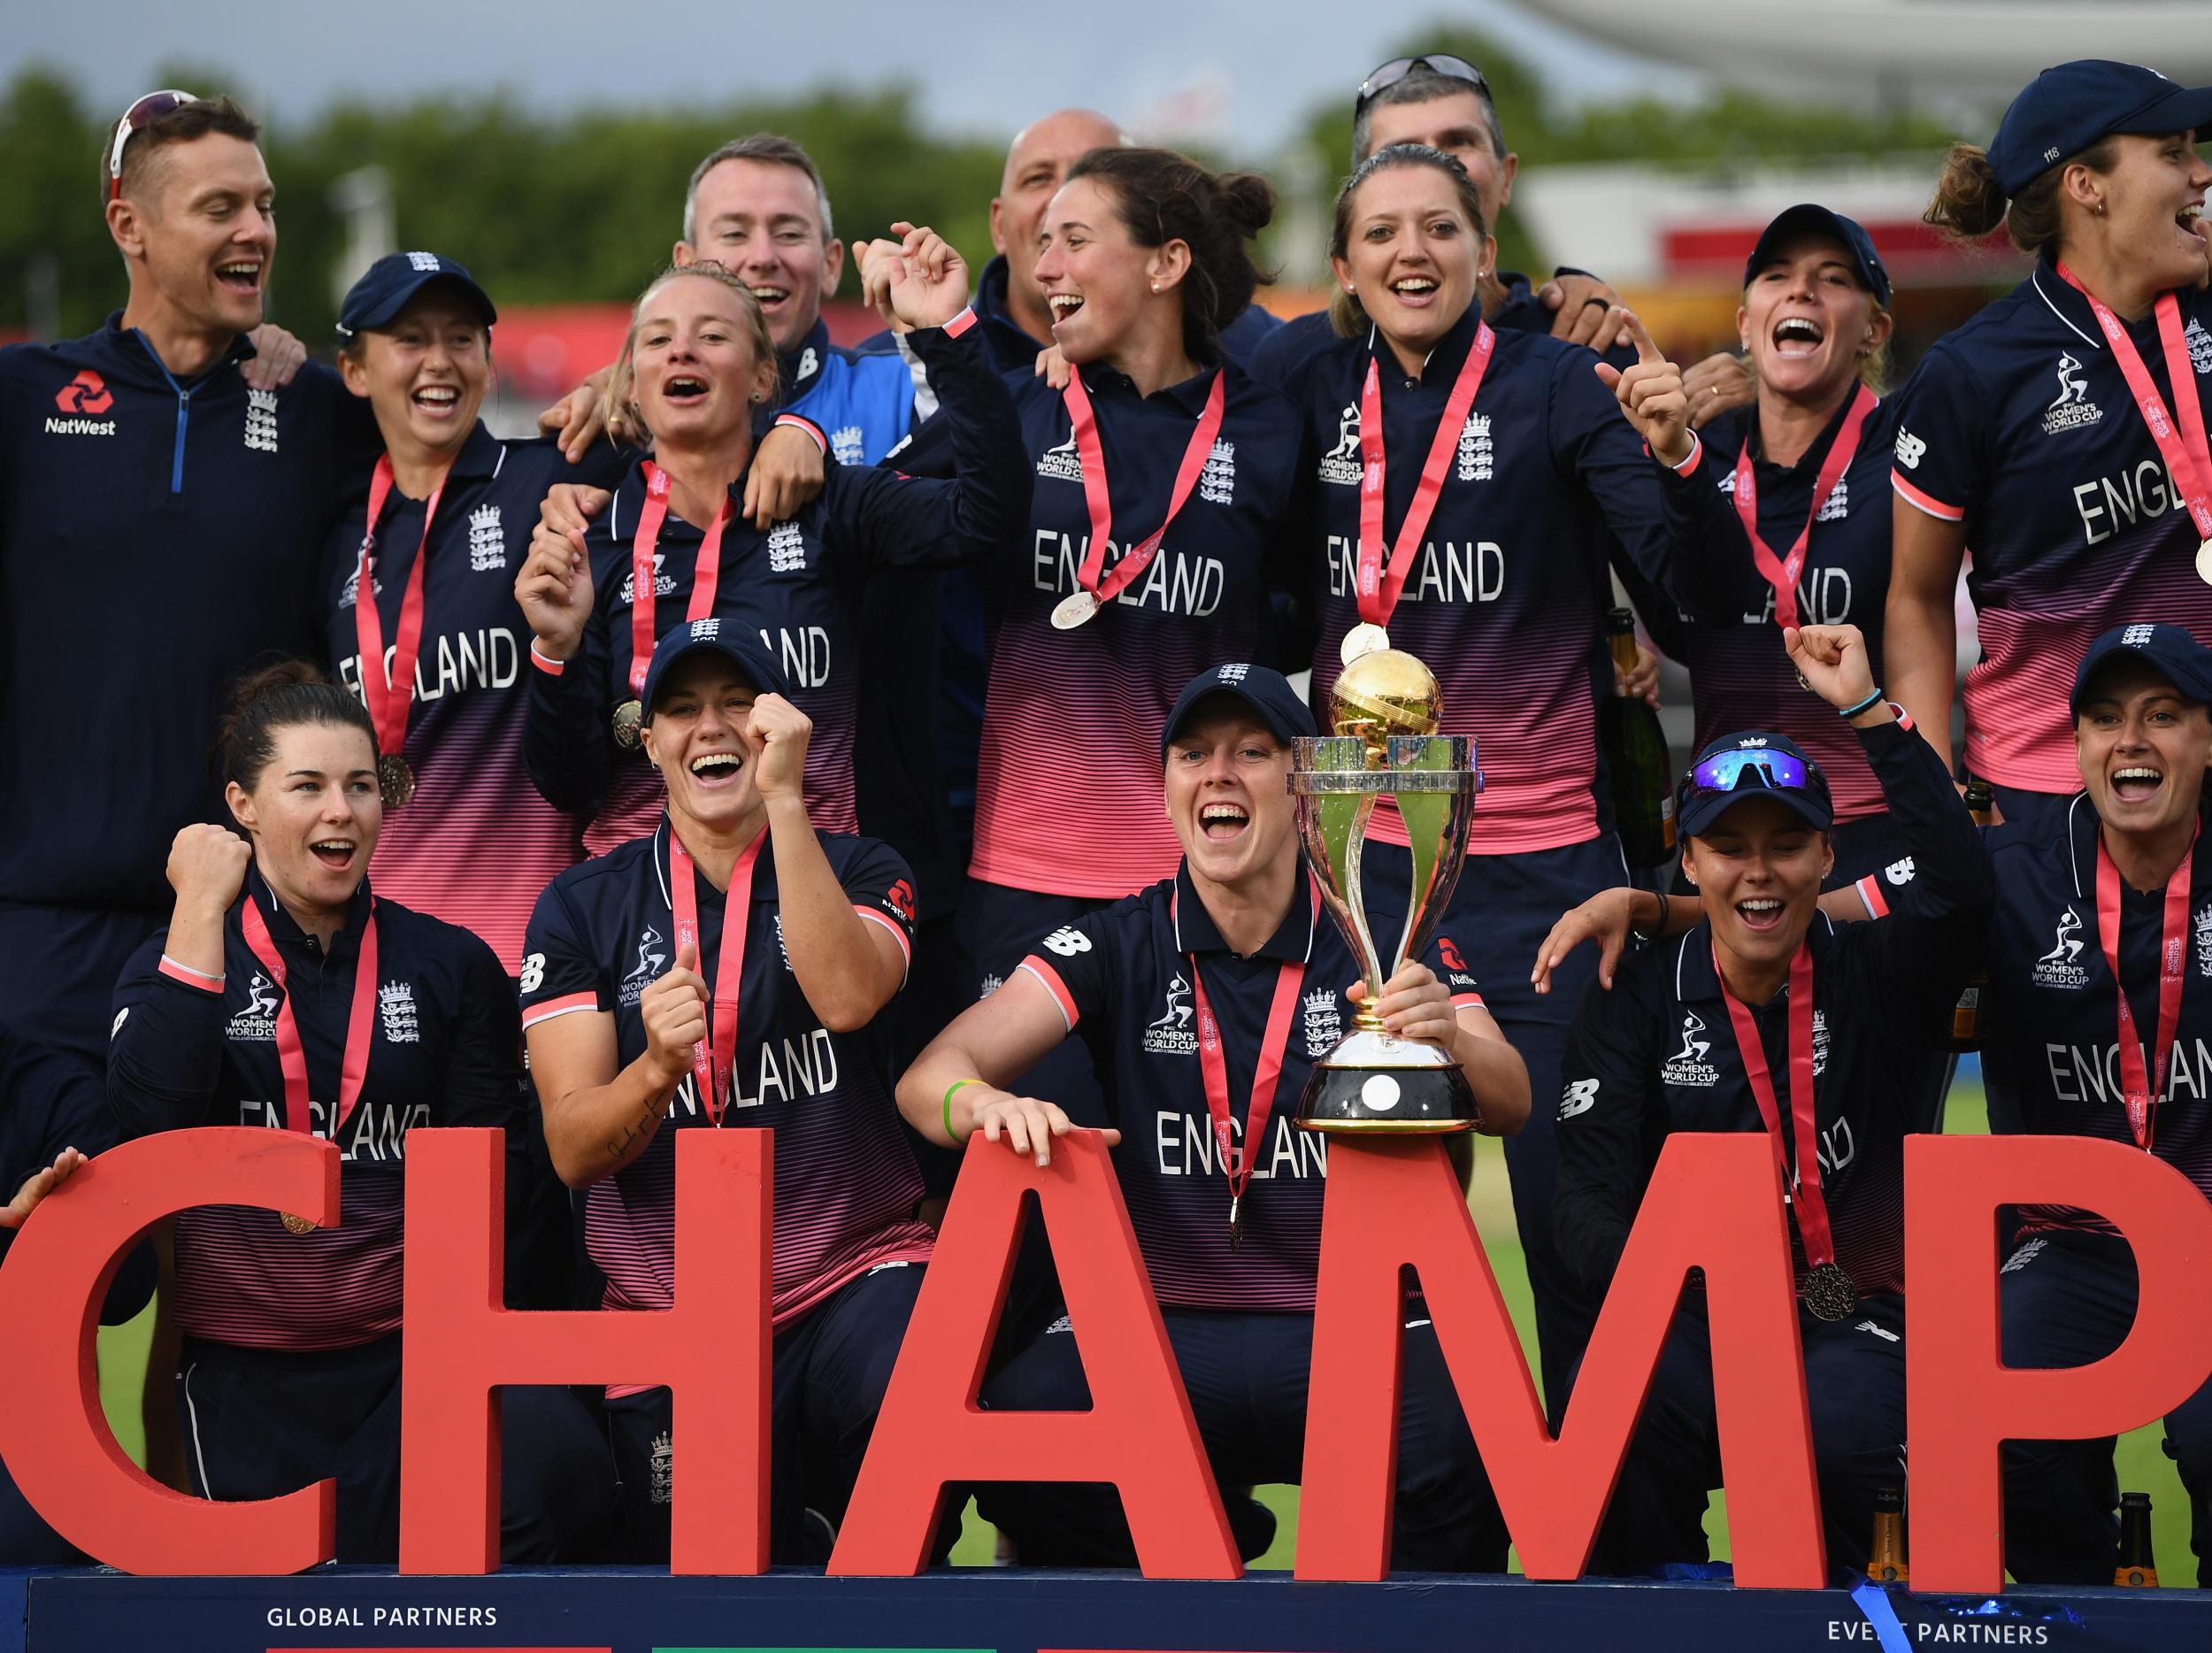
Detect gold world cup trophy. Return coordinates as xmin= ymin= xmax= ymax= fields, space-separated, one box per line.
xmin=1289 ymin=646 xmax=1480 ymax=1132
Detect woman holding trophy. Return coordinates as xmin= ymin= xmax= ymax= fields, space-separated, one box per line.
xmin=898 ymin=663 xmax=1528 ymax=1568
xmin=1277 ymin=142 xmax=1726 ymax=1409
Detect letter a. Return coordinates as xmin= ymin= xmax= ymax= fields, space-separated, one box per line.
xmin=1297 ymin=1135 xmax=1824 ymax=1585
xmin=830 ymin=1131 xmax=1239 ymax=1578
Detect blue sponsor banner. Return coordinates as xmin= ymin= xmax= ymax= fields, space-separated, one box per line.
xmin=11 ymin=1569 xmax=2211 ymax=1653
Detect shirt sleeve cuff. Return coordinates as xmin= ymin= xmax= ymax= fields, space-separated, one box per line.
xmin=1018 ymin=956 xmax=1079 ymax=1032
xmin=529 ymin=642 xmax=566 ymax=677
xmin=1891 ymin=470 xmax=1963 ymax=522
xmin=1663 ymin=431 xmax=1703 ymax=477
xmin=157 ymin=955 xmax=224 ymax=993
xmin=942 ymin=305 xmax=978 ymax=340
xmin=1853 ymin=874 xmax=1889 ymax=921
xmin=772 ymin=411 xmax=827 ymax=455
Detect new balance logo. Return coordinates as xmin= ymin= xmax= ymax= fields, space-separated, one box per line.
xmin=1893 ymin=428 xmax=1926 ymax=470
xmin=1884 ymin=857 xmax=1916 ymax=886
xmin=1558 ymin=1078 xmax=1598 ymax=1119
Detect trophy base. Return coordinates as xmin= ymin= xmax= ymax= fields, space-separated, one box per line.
xmin=1294 ymin=1028 xmax=1479 ymax=1134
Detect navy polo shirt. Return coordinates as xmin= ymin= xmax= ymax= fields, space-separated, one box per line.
xmin=0 ymin=1024 xmax=119 ymax=1272
xmin=1555 ymin=717 xmax=1987 ymax=1298
xmin=1283 ymin=304 xmax=1689 ymax=858
xmin=1893 ymin=788 xmax=2212 ymax=1236
xmin=320 ymin=423 xmax=626 ymax=973
xmin=521 ymin=317 xmax=1025 ymax=865
xmin=1890 ymin=253 xmax=2212 ymax=794
xmin=1662 ymin=388 xmax=1908 ymax=824
xmin=1018 ymin=864 xmax=1483 ymax=1311
xmin=968 ymin=361 xmax=1310 ymax=901
xmin=518 ymin=817 xmax=932 ymax=1334
xmin=108 ymin=876 xmax=521 ymax=1350
xmin=0 ymin=318 xmax=375 ymax=910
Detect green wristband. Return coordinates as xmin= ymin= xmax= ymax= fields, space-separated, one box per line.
xmin=943 ymin=1077 xmax=983 ymax=1143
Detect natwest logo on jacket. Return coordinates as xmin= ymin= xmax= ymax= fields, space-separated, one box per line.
xmin=55 ymin=370 xmax=112 ymax=414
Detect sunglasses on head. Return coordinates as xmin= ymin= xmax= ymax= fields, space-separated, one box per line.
xmin=1686 ymin=749 xmax=1811 ymax=795
xmin=1356 ymin=54 xmax=1489 ymax=112
xmin=107 ymin=89 xmax=199 ymax=201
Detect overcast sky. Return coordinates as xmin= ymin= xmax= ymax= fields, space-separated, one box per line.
xmin=5 ymin=0 xmax=1701 ymax=158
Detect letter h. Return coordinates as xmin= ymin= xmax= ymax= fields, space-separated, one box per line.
xmin=398 ymin=1129 xmax=770 ymax=1573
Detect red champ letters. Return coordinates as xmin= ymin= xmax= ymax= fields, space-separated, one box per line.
xmin=0 ymin=1127 xmax=2208 ymax=1583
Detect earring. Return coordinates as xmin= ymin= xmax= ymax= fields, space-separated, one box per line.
xmin=750 ymin=390 xmax=765 ymax=404
xmin=1149 ymin=281 xmax=1160 ymax=293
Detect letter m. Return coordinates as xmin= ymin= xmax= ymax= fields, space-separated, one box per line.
xmin=1295 ymin=1135 xmax=1824 ymax=1584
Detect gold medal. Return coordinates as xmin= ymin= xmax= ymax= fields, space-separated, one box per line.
xmin=2197 ymin=537 xmax=2212 ymax=587
xmin=611 ymin=699 xmax=644 ymax=750
xmin=1050 ymin=590 xmax=1100 ymax=631
xmin=377 ymin=751 xmax=415 ymax=810
xmin=280 ymin=1211 xmax=319 ymax=1236
xmin=1801 ymin=1260 xmax=1857 ymax=1323
xmin=1340 ymin=622 xmax=1391 ymax=666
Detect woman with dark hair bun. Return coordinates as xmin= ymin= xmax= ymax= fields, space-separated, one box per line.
xmin=953 ymin=145 xmax=1313 ymax=1126
xmin=1886 ymin=59 xmax=2212 ymax=838
xmin=105 ymin=664 xmax=613 ymax=1564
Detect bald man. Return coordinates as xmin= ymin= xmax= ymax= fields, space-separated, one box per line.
xmin=863 ymin=107 xmax=1279 ymax=380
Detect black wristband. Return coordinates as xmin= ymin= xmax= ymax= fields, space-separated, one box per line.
xmin=1839 ymin=688 xmax=1885 ymax=719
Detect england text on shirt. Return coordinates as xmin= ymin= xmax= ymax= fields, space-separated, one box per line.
xmin=1016 ymin=863 xmax=1484 ymax=1311
xmin=521 ymin=316 xmax=1026 ymax=858
xmin=1901 ymin=788 xmax=2212 ymax=1237
xmin=1284 ymin=307 xmax=1690 ymax=857
xmin=517 ymin=818 xmax=931 ymax=1367
xmin=0 ymin=318 xmax=375 ymax=909
xmin=107 ymin=877 xmax=523 ymax=1350
xmin=1555 ymin=718 xmax=1988 ymax=1298
xmin=322 ymin=423 xmax=626 ymax=973
xmin=1663 ymin=390 xmax=1908 ymax=824
xmin=967 ymin=358 xmax=1310 ymax=900
xmin=1890 ymin=254 xmax=2212 ymax=792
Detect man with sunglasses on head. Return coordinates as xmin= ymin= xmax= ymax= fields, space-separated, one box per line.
xmin=1552 ymin=621 xmax=1988 ymax=1574
xmin=0 ymin=91 xmax=389 ymax=1070
xmin=1249 ymin=56 xmax=1626 ymax=382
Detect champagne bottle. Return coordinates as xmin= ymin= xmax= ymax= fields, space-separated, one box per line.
xmin=1867 ymin=1484 xmax=1908 ymax=1584
xmin=1598 ymin=608 xmax=1676 ymax=868
xmin=1949 ymin=775 xmax=1994 ymax=1049
xmin=2116 ymin=1490 xmax=2158 ymax=1587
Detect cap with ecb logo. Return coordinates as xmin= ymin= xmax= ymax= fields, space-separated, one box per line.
xmin=639 ymin=618 xmax=792 ymax=718
xmin=2070 ymin=622 xmax=2212 ymax=716
xmin=1160 ymin=664 xmax=1318 ymax=762
xmin=335 ymin=251 xmax=498 ymax=340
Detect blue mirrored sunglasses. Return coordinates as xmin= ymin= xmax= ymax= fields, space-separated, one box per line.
xmin=1687 ymin=749 xmax=1809 ymax=795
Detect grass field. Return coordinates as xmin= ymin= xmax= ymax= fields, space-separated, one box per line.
xmin=93 ymin=1071 xmax=2194 ymax=1580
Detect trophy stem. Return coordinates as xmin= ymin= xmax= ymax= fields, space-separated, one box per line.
xmin=1340 ymin=811 xmax=1390 ymax=1033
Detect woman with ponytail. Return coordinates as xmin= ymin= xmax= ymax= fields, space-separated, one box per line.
xmin=106 ymin=665 xmax=612 ymax=1563
xmin=1886 ymin=60 xmax=2212 ymax=835
xmin=954 ymin=147 xmax=1313 ymax=1126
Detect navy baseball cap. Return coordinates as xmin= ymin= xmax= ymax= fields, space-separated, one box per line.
xmin=336 ymin=251 xmax=496 ymax=339
xmin=1678 ymin=731 xmax=1834 ymax=839
xmin=1990 ymin=60 xmax=2212 ymax=196
xmin=1161 ymin=664 xmax=1317 ymax=762
xmin=1744 ymin=204 xmax=1891 ymax=308
xmin=2070 ymin=622 xmax=2212 ymax=716
xmin=640 ymin=618 xmax=791 ymax=718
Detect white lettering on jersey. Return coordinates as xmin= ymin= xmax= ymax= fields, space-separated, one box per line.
xmin=1323 ymin=534 xmax=1502 ymax=605
xmin=1745 ymin=568 xmax=1853 ymax=627
xmin=338 ymin=629 xmax=523 ymax=703
xmin=2032 ymin=907 xmax=2090 ymax=990
xmin=1031 ymin=531 xmax=1224 ymax=619
xmin=1156 ymin=1111 xmax=1325 ymax=1179
xmin=1660 ymin=1010 xmax=1720 ymax=1087
xmin=43 ymin=417 xmax=118 ymax=437
xmin=1318 ymin=404 xmax=1363 ymax=487
xmin=754 ymin=624 xmax=832 ymax=689
xmin=2047 ymin=1037 xmax=2212 ymax=1108
xmin=1142 ymin=974 xmax=1198 ymax=1056
xmin=2042 ymin=351 xmax=2103 ymax=435
xmin=2071 ymin=459 xmax=2186 ymax=546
